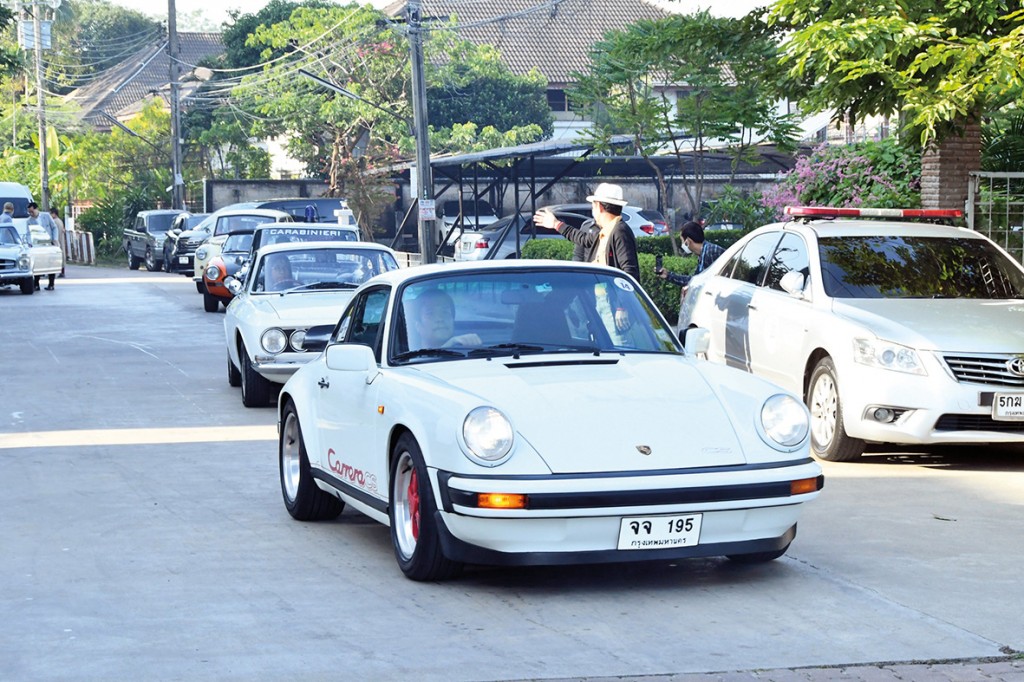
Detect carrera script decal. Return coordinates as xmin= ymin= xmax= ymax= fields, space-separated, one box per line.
xmin=327 ymin=448 xmax=378 ymax=493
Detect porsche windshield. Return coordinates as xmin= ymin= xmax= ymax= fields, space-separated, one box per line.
xmin=819 ymin=235 xmax=1024 ymax=299
xmin=391 ymin=269 xmax=680 ymax=363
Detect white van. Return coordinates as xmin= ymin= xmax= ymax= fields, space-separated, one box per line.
xmin=0 ymin=181 xmax=34 ymax=241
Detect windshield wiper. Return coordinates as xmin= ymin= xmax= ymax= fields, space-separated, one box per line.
xmin=279 ymin=281 xmax=358 ymax=294
xmin=468 ymin=343 xmax=601 ymax=358
xmin=392 ymin=347 xmax=468 ymax=361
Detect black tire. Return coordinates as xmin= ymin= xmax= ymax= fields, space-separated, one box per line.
xmin=389 ymin=433 xmax=462 ymax=581
xmin=807 ymin=357 xmax=865 ymax=462
xmin=240 ymin=342 xmax=274 ymax=407
xmin=203 ymin=292 xmax=219 ymax=313
xmin=227 ymin=350 xmax=241 ymax=387
xmin=195 ymin=281 xmax=205 ymax=294
xmin=280 ymin=401 xmax=343 ymax=521
xmin=128 ymin=248 xmax=141 ymax=270
xmin=19 ymin=277 xmax=33 ymax=295
xmin=163 ymin=247 xmax=173 ymax=272
xmin=144 ymin=247 xmax=161 ymax=272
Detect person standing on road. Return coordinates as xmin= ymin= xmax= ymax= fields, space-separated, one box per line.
xmin=50 ymin=207 xmax=66 ymax=278
xmin=534 ymin=183 xmax=640 ymax=338
xmin=656 ymin=220 xmax=726 ymax=291
xmin=27 ymin=202 xmax=59 ymax=290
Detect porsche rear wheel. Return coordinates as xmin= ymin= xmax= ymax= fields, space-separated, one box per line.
xmin=807 ymin=357 xmax=865 ymax=462
xmin=240 ymin=342 xmax=274 ymax=407
xmin=389 ymin=433 xmax=462 ymax=581
xmin=280 ymin=401 xmax=343 ymax=521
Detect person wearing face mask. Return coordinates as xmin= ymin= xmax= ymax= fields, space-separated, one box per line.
xmin=655 ymin=221 xmax=725 ymax=291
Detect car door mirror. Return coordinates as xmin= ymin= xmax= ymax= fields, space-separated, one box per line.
xmin=779 ymin=271 xmax=806 ymax=297
xmin=225 ymin=277 xmax=242 ymax=295
xmin=681 ymin=327 xmax=710 ymax=357
xmin=325 ymin=343 xmax=377 ymax=375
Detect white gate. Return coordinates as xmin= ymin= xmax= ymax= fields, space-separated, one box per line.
xmin=966 ymin=171 xmax=1024 ymax=263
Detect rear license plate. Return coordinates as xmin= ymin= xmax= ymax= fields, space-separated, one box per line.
xmin=617 ymin=513 xmax=702 ymax=550
xmin=178 ymin=256 xmax=189 ymax=265
xmin=993 ymin=393 xmax=1024 ymax=421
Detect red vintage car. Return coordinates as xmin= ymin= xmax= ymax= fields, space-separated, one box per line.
xmin=202 ymin=229 xmax=254 ymax=312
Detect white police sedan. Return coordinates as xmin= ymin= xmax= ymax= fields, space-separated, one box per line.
xmin=680 ymin=206 xmax=1024 ymax=461
xmin=276 ymin=260 xmax=823 ymax=580
xmin=224 ymin=241 xmax=400 ymax=407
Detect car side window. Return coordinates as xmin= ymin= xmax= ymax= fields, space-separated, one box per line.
xmin=343 ymin=288 xmax=390 ymax=358
xmin=726 ymin=232 xmax=783 ymax=286
xmin=764 ymin=233 xmax=810 ymax=291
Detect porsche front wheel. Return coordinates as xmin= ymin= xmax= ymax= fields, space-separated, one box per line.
xmin=389 ymin=434 xmax=462 ymax=581
xmin=280 ymin=401 xmax=343 ymax=521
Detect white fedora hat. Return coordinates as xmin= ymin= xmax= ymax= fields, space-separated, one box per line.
xmin=585 ymin=182 xmax=628 ymax=207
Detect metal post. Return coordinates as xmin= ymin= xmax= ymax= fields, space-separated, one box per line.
xmin=168 ymin=0 xmax=184 ymax=209
xmin=31 ymin=1 xmax=49 ymax=211
xmin=408 ymin=0 xmax=435 ymax=264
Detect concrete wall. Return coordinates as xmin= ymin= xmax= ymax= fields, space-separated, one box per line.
xmin=202 ymin=178 xmax=332 ymax=213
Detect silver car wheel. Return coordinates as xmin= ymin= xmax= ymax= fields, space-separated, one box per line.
xmin=809 ymin=372 xmax=838 ymax=448
xmin=391 ymin=450 xmax=418 ymax=561
xmin=281 ymin=411 xmax=301 ymax=503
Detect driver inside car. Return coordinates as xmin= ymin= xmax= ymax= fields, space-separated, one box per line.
xmin=265 ymin=255 xmax=297 ymax=291
xmin=407 ymin=289 xmax=481 ymax=350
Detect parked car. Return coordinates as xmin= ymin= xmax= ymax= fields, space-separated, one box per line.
xmin=679 ymin=205 xmax=1024 ymax=462
xmin=193 ymin=208 xmax=293 ymax=291
xmin=251 ymin=197 xmax=356 ymax=225
xmin=0 ymin=181 xmax=33 ymax=242
xmin=162 ymin=212 xmax=211 ymax=274
xmin=439 ymin=198 xmax=499 ymax=247
xmin=123 ymin=209 xmax=186 ymax=271
xmin=455 ymin=207 xmax=590 ymax=261
xmin=275 ymin=260 xmax=822 ymax=580
xmin=0 ymin=224 xmax=62 ymax=295
xmin=201 ymin=229 xmax=255 ymax=313
xmin=224 ymin=241 xmax=400 ymax=406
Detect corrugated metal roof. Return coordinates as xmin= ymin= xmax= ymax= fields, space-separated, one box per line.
xmin=64 ymin=33 xmax=224 ymax=129
xmin=391 ymin=0 xmax=671 ymax=86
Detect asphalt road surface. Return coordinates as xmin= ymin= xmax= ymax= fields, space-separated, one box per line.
xmin=2 ymin=264 xmax=1022 ymax=681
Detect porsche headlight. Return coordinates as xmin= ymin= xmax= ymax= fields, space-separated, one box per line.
xmin=853 ymin=338 xmax=926 ymax=375
xmin=205 ymin=264 xmax=220 ymax=280
xmin=462 ymin=407 xmax=514 ymax=466
xmin=261 ymin=328 xmax=287 ymax=354
xmin=760 ymin=394 xmax=809 ymax=449
xmin=196 ymin=246 xmax=209 ymax=261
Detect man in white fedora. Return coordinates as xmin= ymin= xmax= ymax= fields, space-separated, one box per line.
xmin=533 ymin=182 xmax=640 ymax=280
xmin=534 ymin=183 xmax=641 ymax=337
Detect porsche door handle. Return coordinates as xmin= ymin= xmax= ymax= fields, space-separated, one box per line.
xmin=318 ymin=378 xmax=329 ymax=389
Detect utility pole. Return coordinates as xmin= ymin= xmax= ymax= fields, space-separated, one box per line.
xmin=168 ymin=0 xmax=184 ymax=209
xmin=407 ymin=0 xmax=435 ymax=264
xmin=31 ymin=0 xmax=50 ymax=211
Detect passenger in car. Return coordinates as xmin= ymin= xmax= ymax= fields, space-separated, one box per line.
xmin=407 ymin=289 xmax=481 ymax=349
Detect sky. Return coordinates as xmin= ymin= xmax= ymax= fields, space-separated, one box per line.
xmin=111 ymin=0 xmax=770 ymax=32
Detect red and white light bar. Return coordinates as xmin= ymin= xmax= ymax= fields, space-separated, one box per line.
xmin=785 ymin=206 xmax=962 ymax=219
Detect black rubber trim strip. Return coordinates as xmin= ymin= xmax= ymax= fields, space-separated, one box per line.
xmin=312 ymin=469 xmax=388 ymax=514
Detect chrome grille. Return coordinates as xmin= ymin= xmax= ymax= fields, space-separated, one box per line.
xmin=942 ymin=354 xmax=1024 ymax=388
xmin=0 ymin=258 xmax=16 ymax=272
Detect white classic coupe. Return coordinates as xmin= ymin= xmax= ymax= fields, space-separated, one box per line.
xmin=224 ymin=241 xmax=400 ymax=406
xmin=276 ymin=260 xmax=823 ymax=581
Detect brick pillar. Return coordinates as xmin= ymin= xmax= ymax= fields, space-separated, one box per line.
xmin=920 ymin=121 xmax=981 ymax=211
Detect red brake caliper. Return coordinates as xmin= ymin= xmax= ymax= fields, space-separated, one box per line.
xmin=407 ymin=468 xmax=420 ymax=540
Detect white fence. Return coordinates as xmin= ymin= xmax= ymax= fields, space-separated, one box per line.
xmin=967 ymin=171 xmax=1024 ymax=263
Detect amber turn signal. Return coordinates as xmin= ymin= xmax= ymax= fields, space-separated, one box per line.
xmin=790 ymin=477 xmax=820 ymax=495
xmin=477 ymin=493 xmax=527 ymax=509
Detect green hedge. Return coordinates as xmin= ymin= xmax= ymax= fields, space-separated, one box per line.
xmin=522 ymin=236 xmax=698 ymax=322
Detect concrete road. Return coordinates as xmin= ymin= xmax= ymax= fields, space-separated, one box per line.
xmin=1 ymin=265 xmax=1021 ymax=681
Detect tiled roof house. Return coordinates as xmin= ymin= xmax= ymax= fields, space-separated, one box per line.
xmin=385 ymin=0 xmax=673 ymax=140
xmin=64 ymin=32 xmax=224 ymax=130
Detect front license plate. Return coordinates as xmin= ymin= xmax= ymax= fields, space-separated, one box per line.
xmin=178 ymin=256 xmax=189 ymax=265
xmin=993 ymin=393 xmax=1024 ymax=421
xmin=617 ymin=513 xmax=702 ymax=550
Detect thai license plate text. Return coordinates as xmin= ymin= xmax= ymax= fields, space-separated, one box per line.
xmin=993 ymin=393 xmax=1024 ymax=421
xmin=617 ymin=513 xmax=702 ymax=550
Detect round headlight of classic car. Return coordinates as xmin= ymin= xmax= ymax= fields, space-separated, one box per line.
xmin=462 ymin=406 xmax=514 ymax=466
xmin=760 ymin=394 xmax=809 ymax=449
xmin=261 ymin=328 xmax=287 ymax=354
xmin=290 ymin=329 xmax=307 ymax=352
xmin=204 ymin=264 xmax=220 ymax=280
xmin=196 ymin=246 xmax=209 ymax=261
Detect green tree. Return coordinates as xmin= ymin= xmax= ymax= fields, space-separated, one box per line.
xmin=570 ymin=11 xmax=798 ymax=218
